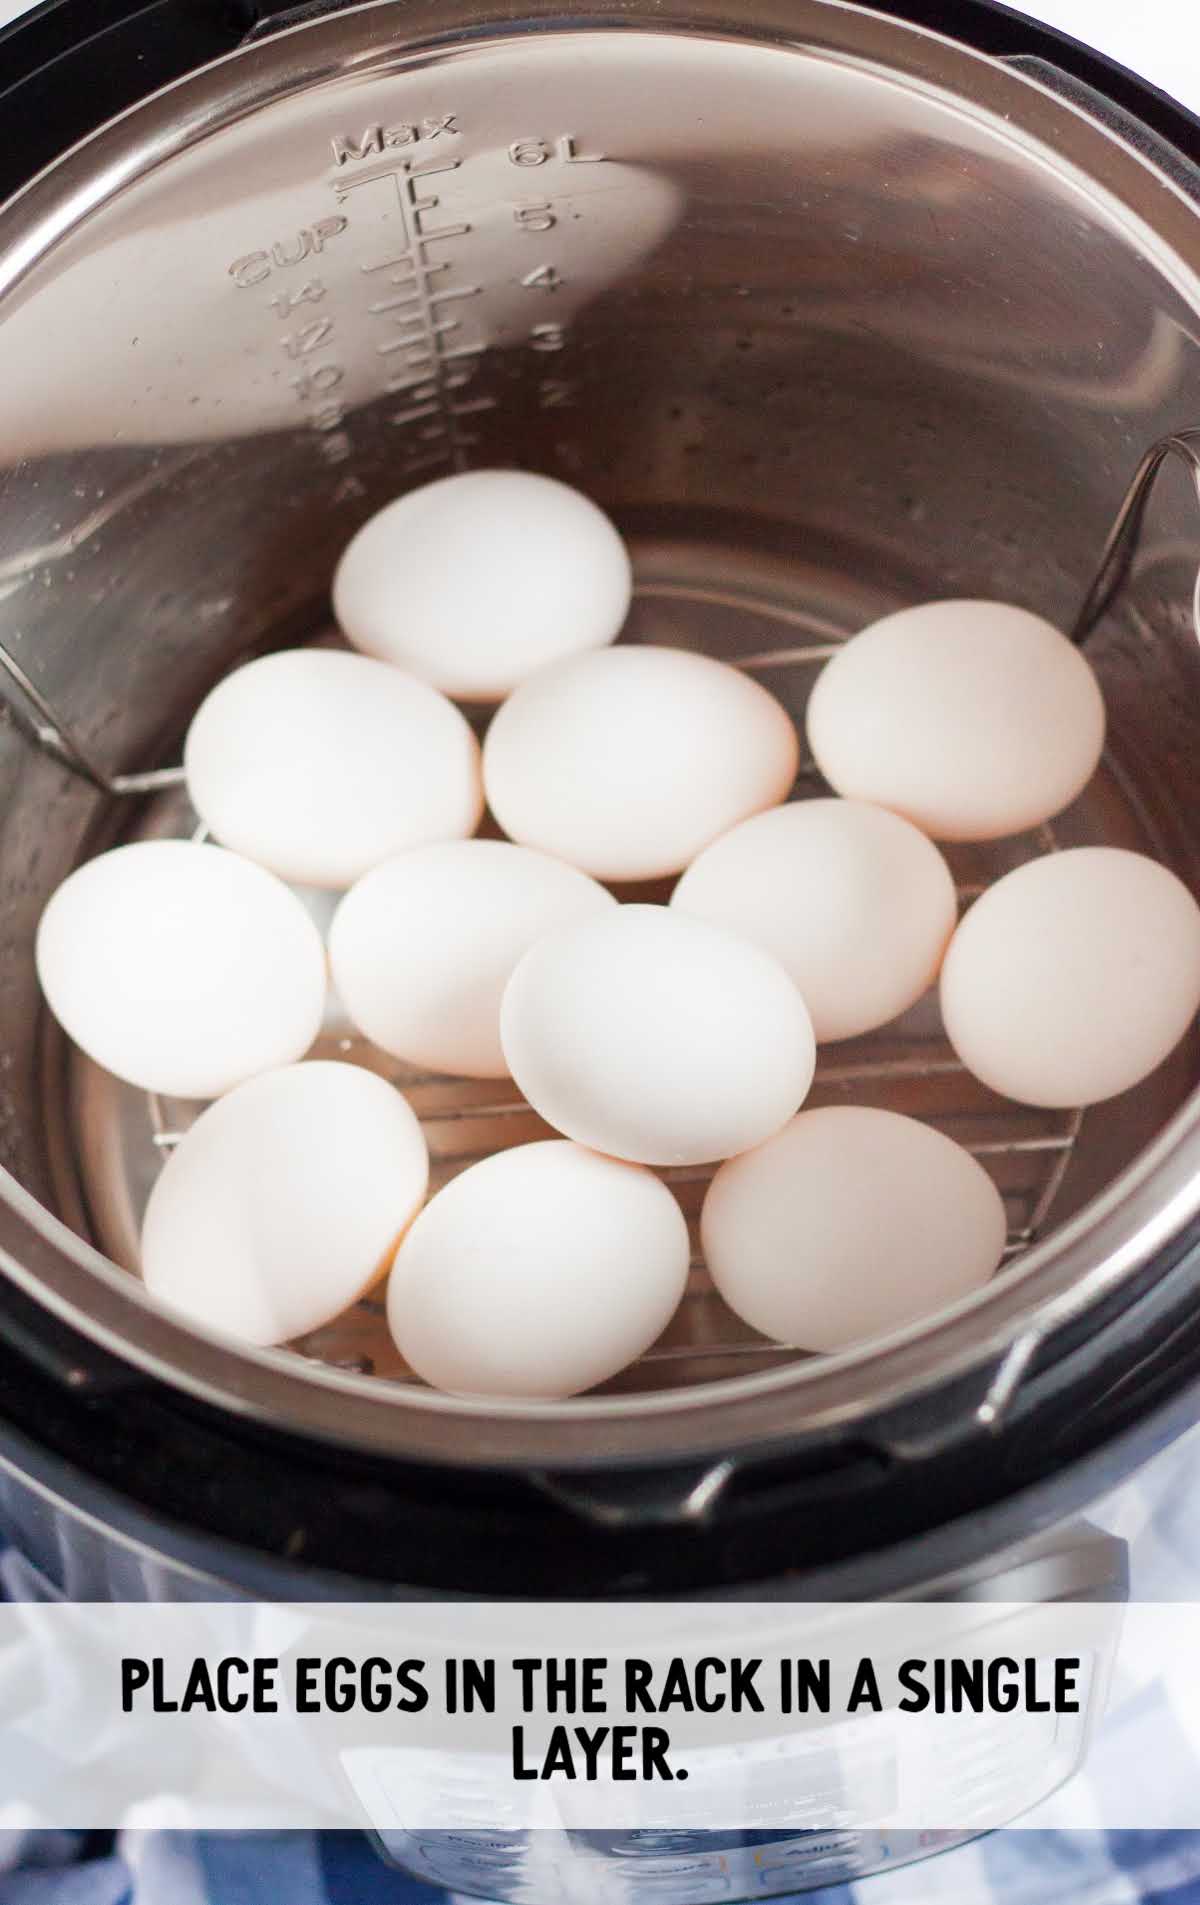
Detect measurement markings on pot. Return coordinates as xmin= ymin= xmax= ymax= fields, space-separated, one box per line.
xmin=331 ymin=116 xmax=461 ymax=167
xmin=343 ymin=132 xmax=607 ymax=464
xmin=352 ymin=154 xmax=492 ymax=480
xmin=506 ymin=132 xmax=604 ymax=415
xmin=227 ymin=217 xmax=361 ymax=495
xmin=220 ymin=126 xmax=608 ymax=491
xmin=323 ymin=128 xmax=606 ymax=476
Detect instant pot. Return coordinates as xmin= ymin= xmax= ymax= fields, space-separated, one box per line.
xmin=2 ymin=0 xmax=1200 ymax=1870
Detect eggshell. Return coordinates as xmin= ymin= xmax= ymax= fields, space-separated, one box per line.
xmin=329 ymin=840 xmax=617 ymax=1078
xmin=941 ymin=846 xmax=1200 ymax=1108
xmin=672 ymin=798 xmax=957 ymax=1041
xmin=333 ymin=470 xmax=632 ymax=701
xmin=500 ymin=904 xmax=815 ymax=1165
xmin=484 ymin=645 xmax=800 ymax=880
xmin=36 ymin=841 xmax=326 ymax=1099
xmin=184 ymin=648 xmax=483 ymax=889
xmin=702 ymin=1105 xmax=1007 ymax=1352
xmin=141 ymin=1062 xmax=428 ymax=1346
xmin=387 ymin=1140 xmax=689 ymax=1397
xmin=806 ymin=600 xmax=1105 ymax=841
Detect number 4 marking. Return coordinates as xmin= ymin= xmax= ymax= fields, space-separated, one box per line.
xmin=521 ymin=264 xmax=563 ymax=292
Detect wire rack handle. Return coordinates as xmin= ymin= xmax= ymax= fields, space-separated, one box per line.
xmin=1072 ymin=427 xmax=1200 ymax=644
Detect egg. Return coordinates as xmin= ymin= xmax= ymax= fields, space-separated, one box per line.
xmin=332 ymin=470 xmax=632 ymax=701
xmin=702 ymin=1106 xmax=1007 ymax=1352
xmin=141 ymin=1062 xmax=428 ymax=1346
xmin=806 ymin=600 xmax=1105 ymax=841
xmin=387 ymin=1140 xmax=689 ymax=1397
xmin=329 ymin=840 xmax=617 ymax=1078
xmin=671 ymin=798 xmax=957 ymax=1042
xmin=484 ymin=645 xmax=800 ymax=881
xmin=941 ymin=846 xmax=1200 ymax=1108
xmin=36 ymin=841 xmax=326 ymax=1099
xmin=183 ymin=648 xmax=483 ymax=889
xmin=500 ymin=904 xmax=815 ymax=1165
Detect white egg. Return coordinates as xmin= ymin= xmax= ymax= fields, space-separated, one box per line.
xmin=183 ymin=648 xmax=483 ymax=889
xmin=941 ymin=846 xmax=1200 ymax=1108
xmin=387 ymin=1140 xmax=689 ymax=1397
xmin=36 ymin=841 xmax=326 ymax=1099
xmin=484 ymin=645 xmax=800 ymax=881
xmin=806 ymin=600 xmax=1105 ymax=841
xmin=702 ymin=1106 xmax=1007 ymax=1352
xmin=672 ymin=798 xmax=957 ymax=1042
xmin=500 ymin=904 xmax=815 ymax=1166
xmin=332 ymin=470 xmax=632 ymax=701
xmin=329 ymin=840 xmax=617 ymax=1079
xmin=141 ymin=1062 xmax=428 ymax=1346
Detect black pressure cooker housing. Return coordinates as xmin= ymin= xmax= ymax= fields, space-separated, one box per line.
xmin=0 ymin=0 xmax=1199 ymax=1602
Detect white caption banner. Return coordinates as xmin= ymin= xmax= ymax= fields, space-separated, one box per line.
xmin=1 ymin=1597 xmax=1193 ymax=1832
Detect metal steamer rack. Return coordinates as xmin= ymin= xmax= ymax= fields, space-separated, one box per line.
xmin=0 ymin=428 xmax=1198 ymax=1420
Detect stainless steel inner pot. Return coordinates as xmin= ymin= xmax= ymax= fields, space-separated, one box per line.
xmin=1 ymin=0 xmax=1199 ymax=1469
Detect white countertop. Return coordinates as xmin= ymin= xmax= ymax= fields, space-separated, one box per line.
xmin=1019 ymin=0 xmax=1200 ymax=113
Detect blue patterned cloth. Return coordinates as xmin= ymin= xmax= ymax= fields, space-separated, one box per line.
xmin=2 ymin=1827 xmax=1200 ymax=1905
